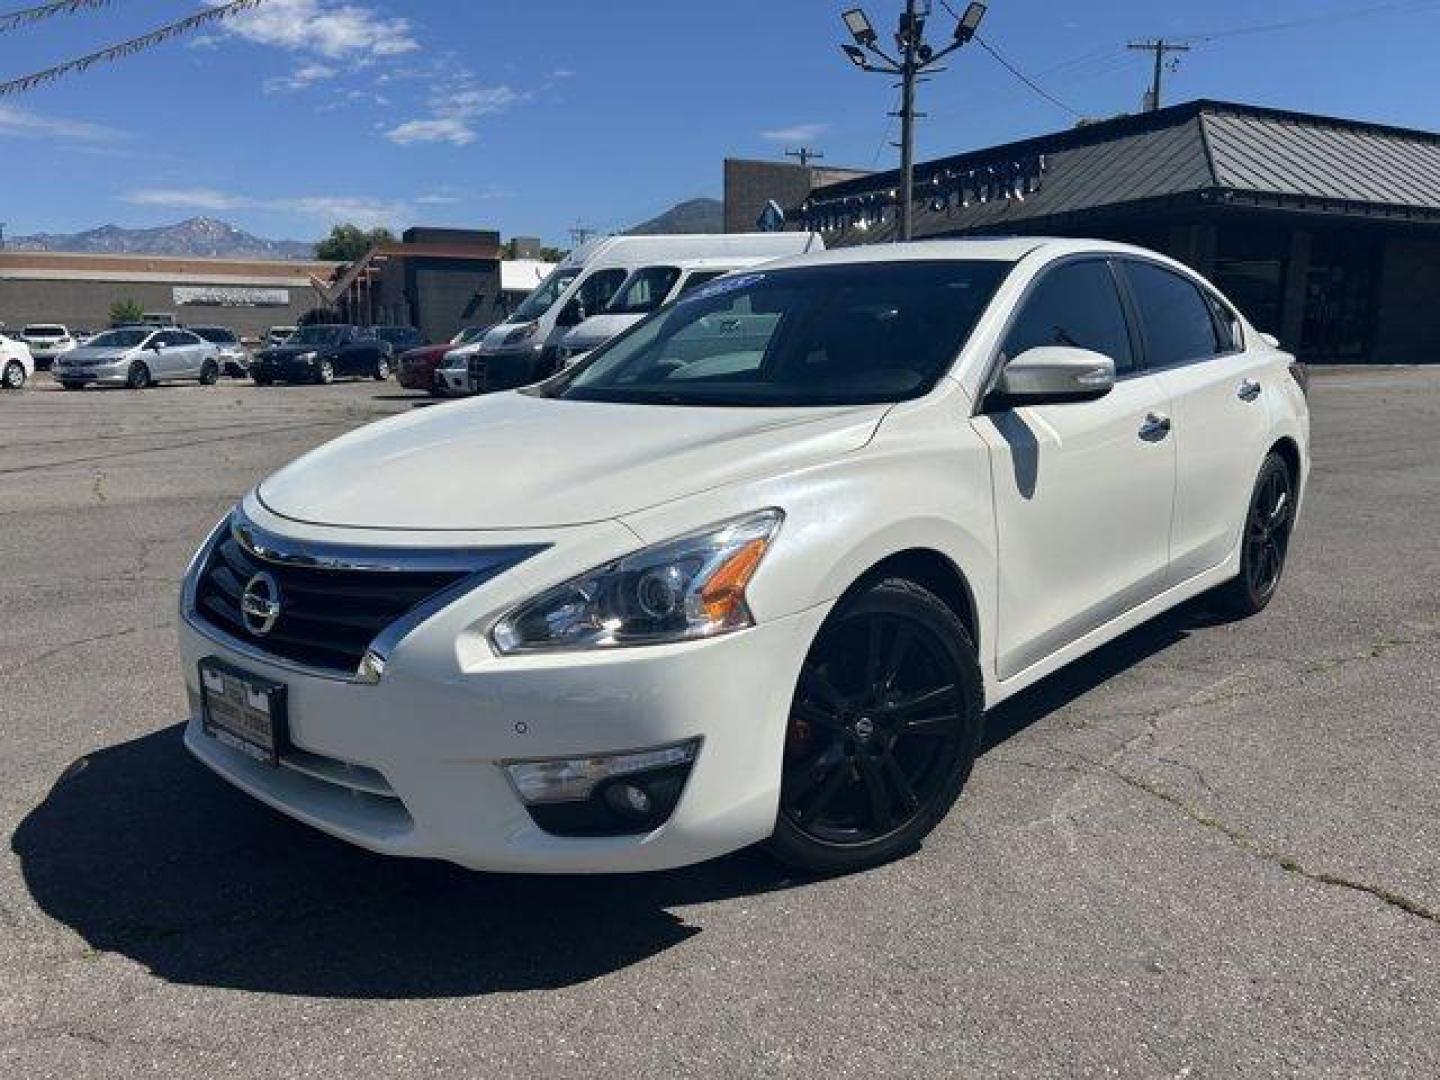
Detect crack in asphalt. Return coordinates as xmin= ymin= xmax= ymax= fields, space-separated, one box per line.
xmin=1 ymin=621 xmax=175 ymax=679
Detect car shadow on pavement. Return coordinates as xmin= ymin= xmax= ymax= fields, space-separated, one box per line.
xmin=11 ymin=725 xmax=801 ymax=999
xmin=12 ymin=600 xmax=1209 ymax=1000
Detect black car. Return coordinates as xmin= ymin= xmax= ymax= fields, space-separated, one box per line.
xmin=374 ymin=325 xmax=426 ymax=353
xmin=250 ymin=324 xmax=393 ymax=385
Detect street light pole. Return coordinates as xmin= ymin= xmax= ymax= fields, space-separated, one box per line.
xmin=841 ymin=3 xmax=986 ymax=242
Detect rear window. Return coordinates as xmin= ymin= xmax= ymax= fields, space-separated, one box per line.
xmin=1122 ymin=261 xmax=1220 ymax=368
xmin=192 ymin=327 xmax=237 ymax=343
xmin=25 ymin=325 xmax=65 ymax=337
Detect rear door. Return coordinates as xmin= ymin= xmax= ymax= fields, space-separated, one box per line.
xmin=973 ymin=257 xmax=1176 ymax=681
xmin=1117 ymin=259 xmax=1276 ymax=585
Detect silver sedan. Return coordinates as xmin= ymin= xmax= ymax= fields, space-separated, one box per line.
xmin=52 ymin=327 xmax=222 ymax=390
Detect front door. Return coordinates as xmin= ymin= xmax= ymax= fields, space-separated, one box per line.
xmin=972 ymin=258 xmax=1176 ymax=682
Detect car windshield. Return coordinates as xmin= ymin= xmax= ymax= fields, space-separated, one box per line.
xmin=536 ymin=261 xmax=1012 ymax=408
xmin=87 ymin=329 xmax=152 ymax=348
xmin=289 ymin=326 xmax=345 ymax=345
xmin=25 ymin=326 xmax=65 ymax=337
xmin=511 ymin=266 xmax=580 ymax=322
xmin=192 ymin=328 xmax=235 ymax=343
xmin=449 ymin=327 xmax=484 ymax=345
xmin=605 ymin=266 xmax=683 ymax=315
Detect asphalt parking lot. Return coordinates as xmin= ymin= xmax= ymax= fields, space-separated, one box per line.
xmin=1 ymin=367 xmax=1436 ymax=1078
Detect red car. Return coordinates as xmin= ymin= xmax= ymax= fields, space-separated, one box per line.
xmin=397 ymin=327 xmax=487 ymax=392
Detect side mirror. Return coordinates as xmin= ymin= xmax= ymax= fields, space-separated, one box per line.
xmin=149 ymin=340 xmax=165 ymax=351
xmin=986 ymin=346 xmax=1115 ymax=410
xmin=1258 ymin=332 xmax=1280 ymax=349
xmin=557 ymin=298 xmax=584 ymax=327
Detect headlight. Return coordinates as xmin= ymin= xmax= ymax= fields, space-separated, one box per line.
xmin=490 ymin=509 xmax=783 ymax=654
xmin=502 ymin=322 xmax=539 ymax=347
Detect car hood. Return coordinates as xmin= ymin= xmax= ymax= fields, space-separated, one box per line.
xmin=478 ymin=323 xmax=534 ymax=351
xmin=563 ymin=313 xmax=644 ymax=348
xmin=257 ymin=390 xmax=889 ymax=530
xmin=400 ymin=344 xmax=450 ymax=363
xmin=62 ymin=345 xmax=133 ymax=361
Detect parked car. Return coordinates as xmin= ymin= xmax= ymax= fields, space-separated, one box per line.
xmin=265 ymin=326 xmax=298 ymax=349
xmin=190 ymin=325 xmax=250 ymax=377
xmin=177 ymin=238 xmax=1309 ymax=876
xmin=1 ymin=332 xmax=34 ymax=389
xmin=53 ymin=326 xmax=222 ymax=389
xmin=466 ymin=232 xmax=825 ymax=394
xmin=555 ymin=257 xmax=776 ymax=366
xmin=250 ymin=324 xmax=392 ymax=385
xmin=19 ymin=324 xmax=77 ymax=370
xmin=373 ymin=326 xmax=426 ymax=355
xmin=397 ymin=327 xmax=487 ymax=392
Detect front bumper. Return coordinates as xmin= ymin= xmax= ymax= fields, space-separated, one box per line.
xmin=254 ymin=360 xmax=318 ymax=381
xmin=434 ymin=366 xmax=470 ymax=395
xmin=53 ymin=361 xmax=127 ymax=384
xmin=178 ymin=523 xmax=827 ymax=873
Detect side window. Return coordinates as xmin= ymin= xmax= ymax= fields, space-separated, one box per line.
xmin=1205 ymin=291 xmax=1243 ymax=353
xmin=1122 ymin=261 xmax=1220 ymax=367
xmin=578 ymin=268 xmax=627 ymax=314
xmin=176 ymin=331 xmax=202 ymax=346
xmin=1002 ymin=260 xmax=1135 ymax=374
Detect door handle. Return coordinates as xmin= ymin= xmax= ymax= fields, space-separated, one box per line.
xmin=1237 ymin=378 xmax=1262 ymax=402
xmin=1138 ymin=412 xmax=1172 ymax=442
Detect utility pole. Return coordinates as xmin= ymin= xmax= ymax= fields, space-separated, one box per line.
xmin=1127 ymin=38 xmax=1190 ymax=112
xmin=784 ymin=147 xmax=825 ymax=168
xmin=568 ymin=220 xmax=595 ymax=248
xmin=840 ymin=2 xmax=988 ymax=242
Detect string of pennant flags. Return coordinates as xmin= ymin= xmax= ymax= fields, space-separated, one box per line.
xmin=0 ymin=0 xmax=113 ymax=35
xmin=0 ymin=0 xmax=267 ymax=97
xmin=793 ymin=154 xmax=1047 ymax=233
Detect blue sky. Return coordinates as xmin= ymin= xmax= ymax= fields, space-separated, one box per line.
xmin=3 ymin=0 xmax=1440 ymax=247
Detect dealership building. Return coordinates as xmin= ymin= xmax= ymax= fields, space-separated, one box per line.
xmin=0 ymin=251 xmax=338 ymax=340
xmin=732 ymin=99 xmax=1440 ymax=364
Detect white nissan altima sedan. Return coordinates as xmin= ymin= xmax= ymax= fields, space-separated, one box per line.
xmin=178 ymin=238 xmax=1309 ymax=874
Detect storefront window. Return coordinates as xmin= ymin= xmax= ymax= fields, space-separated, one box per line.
xmin=1301 ymin=230 xmax=1380 ymax=362
xmin=1213 ymin=225 xmax=1287 ymax=335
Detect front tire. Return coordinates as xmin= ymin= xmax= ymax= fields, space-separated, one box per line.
xmin=766 ymin=578 xmax=984 ymax=874
xmin=199 ymin=359 xmax=219 ymax=385
xmin=125 ymin=361 xmax=151 ymax=390
xmin=2 ymin=361 xmax=25 ymax=390
xmin=1210 ymin=452 xmax=1296 ymax=617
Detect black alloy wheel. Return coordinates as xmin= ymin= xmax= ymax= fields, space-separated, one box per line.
xmin=2 ymin=361 xmax=25 ymax=390
xmin=199 ymin=360 xmax=219 ymax=385
xmin=1212 ymin=452 xmax=1295 ymax=617
xmin=767 ymin=578 xmax=984 ymax=873
xmin=126 ymin=361 xmax=151 ymax=390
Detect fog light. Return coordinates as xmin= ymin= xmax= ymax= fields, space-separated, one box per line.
xmin=605 ymin=782 xmax=653 ymax=817
xmin=503 ymin=739 xmax=701 ymax=805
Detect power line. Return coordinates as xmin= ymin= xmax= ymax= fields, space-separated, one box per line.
xmin=0 ymin=0 xmax=267 ymax=98
xmin=0 ymin=0 xmax=111 ymax=35
xmin=973 ymin=35 xmax=1082 ymax=118
xmin=1173 ymin=0 xmax=1440 ymax=42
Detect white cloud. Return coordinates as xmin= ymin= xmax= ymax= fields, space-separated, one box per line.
xmin=264 ymin=63 xmax=338 ymax=93
xmin=123 ymin=187 xmax=411 ymax=228
xmin=385 ymin=81 xmax=523 ymax=147
xmin=384 ymin=117 xmax=476 ymax=146
xmin=0 ymin=104 xmax=126 ymax=144
xmin=414 ymin=193 xmax=460 ymax=205
xmin=213 ymin=0 xmax=418 ymax=60
xmin=761 ymin=123 xmax=831 ymax=142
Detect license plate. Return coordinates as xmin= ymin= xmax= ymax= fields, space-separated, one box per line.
xmin=199 ymin=658 xmax=289 ymax=766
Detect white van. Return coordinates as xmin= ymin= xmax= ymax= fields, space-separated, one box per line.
xmin=553 ymin=256 xmax=777 ymax=366
xmin=469 ymin=233 xmax=823 ymax=392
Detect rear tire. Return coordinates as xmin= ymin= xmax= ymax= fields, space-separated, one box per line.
xmin=126 ymin=361 xmax=151 ymax=390
xmin=252 ymin=373 xmax=273 ymax=386
xmin=2 ymin=361 xmax=25 ymax=390
xmin=315 ymin=359 xmax=334 ymax=385
xmin=1209 ymin=452 xmax=1296 ymax=618
xmin=59 ymin=381 xmax=84 ymax=390
xmin=373 ymin=356 xmax=391 ymax=380
xmin=765 ymin=577 xmax=984 ymax=874
xmin=198 ymin=360 xmax=219 ymax=386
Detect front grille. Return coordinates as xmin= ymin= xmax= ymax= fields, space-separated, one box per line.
xmin=194 ymin=535 xmax=471 ymax=674
xmin=466 ymin=354 xmax=488 ymax=393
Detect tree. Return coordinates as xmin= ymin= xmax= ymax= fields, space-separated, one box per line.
xmin=109 ymin=298 xmax=145 ymax=326
xmin=314 ymin=224 xmax=395 ymax=263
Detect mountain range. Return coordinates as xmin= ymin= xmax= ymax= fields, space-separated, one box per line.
xmin=3 ymin=217 xmax=317 ymax=260
xmin=2 ymin=199 xmax=727 ymax=261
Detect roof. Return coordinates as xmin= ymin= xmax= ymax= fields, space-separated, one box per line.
xmin=804 ymin=99 xmax=1440 ymax=244
xmin=748 ymin=237 xmax=1052 ymax=274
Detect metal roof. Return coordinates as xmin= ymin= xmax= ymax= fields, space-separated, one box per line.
xmin=804 ymin=100 xmax=1440 ymax=244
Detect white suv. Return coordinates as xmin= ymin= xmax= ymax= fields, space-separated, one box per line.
xmin=20 ymin=324 xmax=76 ymax=368
xmin=178 ymin=239 xmax=1310 ymax=875
xmin=2 ymin=333 xmax=34 ymax=389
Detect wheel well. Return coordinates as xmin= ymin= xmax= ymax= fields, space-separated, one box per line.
xmin=1270 ymin=436 xmax=1302 ymax=487
xmin=849 ymin=549 xmax=980 ymax=650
